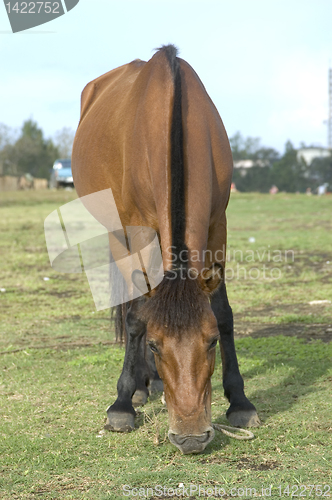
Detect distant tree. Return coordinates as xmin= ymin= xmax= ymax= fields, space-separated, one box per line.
xmin=270 ymin=141 xmax=308 ymax=192
xmin=229 ymin=131 xmax=261 ymax=161
xmin=54 ymin=127 xmax=75 ymax=158
xmin=309 ymin=154 xmax=332 ymax=189
xmin=0 ymin=123 xmax=17 ymax=150
xmin=0 ymin=124 xmax=18 ymax=175
xmin=229 ymin=131 xmax=280 ymax=163
xmin=232 ymin=165 xmax=272 ymax=192
xmin=229 ymin=132 xmax=280 ymax=192
xmin=254 ymin=147 xmax=280 ymax=164
xmin=1 ymin=119 xmax=60 ymax=178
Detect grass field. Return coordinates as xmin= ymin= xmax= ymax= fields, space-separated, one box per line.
xmin=0 ymin=190 xmax=331 ymax=499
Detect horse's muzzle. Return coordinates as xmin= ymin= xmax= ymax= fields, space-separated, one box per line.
xmin=168 ymin=427 xmax=215 ymax=454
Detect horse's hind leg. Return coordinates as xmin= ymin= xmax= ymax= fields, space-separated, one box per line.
xmin=211 ymin=282 xmax=261 ymax=428
xmin=145 ymin=346 xmax=163 ymax=393
xmin=105 ymin=297 xmax=147 ymax=432
xmin=131 ymin=333 xmax=150 ymax=407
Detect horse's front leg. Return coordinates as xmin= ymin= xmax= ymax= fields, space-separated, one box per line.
xmin=211 ymin=282 xmax=261 ymax=427
xmin=105 ymin=297 xmax=147 ymax=432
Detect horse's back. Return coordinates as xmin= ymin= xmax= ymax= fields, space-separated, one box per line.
xmin=72 ymin=52 xmax=175 ymax=229
xmin=72 ymin=49 xmax=233 ymax=265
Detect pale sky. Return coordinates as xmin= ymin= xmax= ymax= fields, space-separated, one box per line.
xmin=1 ymin=0 xmax=331 ymax=153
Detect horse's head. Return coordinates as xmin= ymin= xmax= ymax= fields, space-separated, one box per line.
xmin=137 ymin=265 xmax=222 ymax=454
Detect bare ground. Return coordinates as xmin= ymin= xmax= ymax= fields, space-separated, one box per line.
xmin=234 ymin=302 xmax=332 ymax=343
xmin=234 ymin=320 xmax=332 ymax=343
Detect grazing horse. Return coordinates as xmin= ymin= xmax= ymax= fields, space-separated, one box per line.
xmin=72 ymin=45 xmax=260 ymax=454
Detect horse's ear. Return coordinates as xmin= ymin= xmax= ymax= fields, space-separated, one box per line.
xmin=131 ymin=269 xmax=152 ymax=296
xmin=200 ymin=263 xmax=223 ymax=294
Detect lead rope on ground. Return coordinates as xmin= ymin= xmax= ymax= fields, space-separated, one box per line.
xmin=212 ymin=423 xmax=255 ymax=440
xmin=160 ymin=392 xmax=255 ymax=440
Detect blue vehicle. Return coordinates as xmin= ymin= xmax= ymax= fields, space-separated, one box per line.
xmin=50 ymin=159 xmax=73 ymax=189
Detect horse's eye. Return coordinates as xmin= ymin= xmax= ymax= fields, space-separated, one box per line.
xmin=209 ymin=338 xmax=218 ymax=350
xmin=148 ymin=342 xmax=159 ymax=354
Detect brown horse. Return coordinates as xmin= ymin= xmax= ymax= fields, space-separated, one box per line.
xmin=72 ymin=45 xmax=260 ymax=454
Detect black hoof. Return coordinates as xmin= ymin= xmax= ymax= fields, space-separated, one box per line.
xmin=104 ymin=411 xmax=135 ymax=432
xmin=227 ymin=409 xmax=261 ymax=428
xmin=149 ymin=379 xmax=164 ymax=393
xmin=132 ymin=389 xmax=148 ymax=407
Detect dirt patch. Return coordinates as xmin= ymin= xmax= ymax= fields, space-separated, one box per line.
xmin=234 ymin=302 xmax=332 ymax=342
xmin=199 ymin=456 xmax=280 ymax=470
xmin=0 ymin=339 xmax=116 ymax=356
xmin=237 ymin=301 xmax=331 ymax=318
xmin=236 ymin=457 xmax=280 ymax=471
xmin=47 ymin=290 xmax=80 ymax=298
xmin=234 ymin=320 xmax=332 ymax=342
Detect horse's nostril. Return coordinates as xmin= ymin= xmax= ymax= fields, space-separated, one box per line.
xmin=205 ymin=429 xmax=213 ymax=441
xmin=168 ymin=428 xmax=215 ymax=454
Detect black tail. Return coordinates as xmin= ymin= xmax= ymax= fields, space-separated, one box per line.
xmin=157 ymin=45 xmax=187 ymax=269
xmin=112 ymin=304 xmax=127 ymax=344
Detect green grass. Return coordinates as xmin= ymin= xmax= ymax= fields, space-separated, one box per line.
xmin=0 ymin=190 xmax=111 ymax=351
xmin=0 ymin=191 xmax=332 ymax=499
xmin=225 ymin=193 xmax=332 ymax=325
xmin=1 ymin=339 xmax=331 ymax=499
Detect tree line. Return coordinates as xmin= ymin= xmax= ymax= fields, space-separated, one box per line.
xmin=0 ymin=120 xmax=74 ymax=179
xmin=0 ymin=120 xmax=331 ymax=191
xmin=230 ymin=132 xmax=332 ymax=193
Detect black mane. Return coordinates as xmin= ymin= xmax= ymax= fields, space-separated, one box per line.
xmin=139 ymin=269 xmax=206 ymax=332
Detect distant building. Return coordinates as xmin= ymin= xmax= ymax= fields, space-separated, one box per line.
xmin=233 ymin=159 xmax=269 ymax=176
xmin=297 ymin=147 xmax=331 ymax=166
